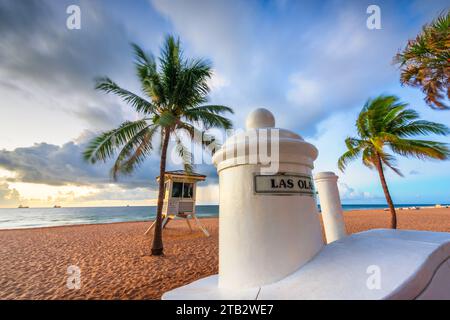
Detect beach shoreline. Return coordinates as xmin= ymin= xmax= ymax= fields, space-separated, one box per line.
xmin=0 ymin=219 xmax=153 ymax=232
xmin=0 ymin=208 xmax=449 ymax=300
xmin=0 ymin=204 xmax=447 ymax=231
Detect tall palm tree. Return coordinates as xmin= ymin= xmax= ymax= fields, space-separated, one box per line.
xmin=338 ymin=95 xmax=449 ymax=229
xmin=394 ymin=10 xmax=450 ymax=110
xmin=83 ymin=35 xmax=233 ymax=255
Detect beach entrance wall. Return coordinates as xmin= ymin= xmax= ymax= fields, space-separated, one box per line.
xmin=163 ymin=108 xmax=450 ymax=300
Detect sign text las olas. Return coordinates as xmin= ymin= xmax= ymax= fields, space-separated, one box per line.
xmin=254 ymin=173 xmax=315 ymax=195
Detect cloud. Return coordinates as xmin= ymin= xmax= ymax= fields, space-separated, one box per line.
xmin=0 ymin=182 xmax=21 ymax=206
xmin=150 ymin=0 xmax=450 ymax=136
xmin=0 ymin=0 xmax=135 ymax=134
xmin=0 ymin=129 xmax=219 ymax=207
xmin=287 ymin=74 xmax=322 ymax=108
xmin=151 ymin=0 xmax=255 ymax=72
xmin=409 ymin=170 xmax=420 ymax=175
xmin=0 ymin=141 xmax=105 ymax=186
xmin=0 ymin=131 xmax=218 ymax=189
xmin=75 ymin=185 xmax=157 ymax=202
xmin=0 ymin=0 xmax=130 ymax=86
xmin=2 ymin=0 xmax=449 ymax=205
xmin=71 ymin=104 xmax=126 ymax=129
xmin=0 ymin=132 xmax=149 ymax=188
xmin=208 ymin=70 xmax=230 ymax=92
xmin=338 ymin=183 xmax=376 ymax=201
xmin=196 ymin=184 xmax=219 ymax=204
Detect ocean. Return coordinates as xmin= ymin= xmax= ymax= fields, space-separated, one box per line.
xmin=0 ymin=204 xmax=442 ymax=230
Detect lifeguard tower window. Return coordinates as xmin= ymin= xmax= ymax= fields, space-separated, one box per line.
xmin=183 ymin=183 xmax=193 ymax=198
xmin=172 ymin=182 xmax=183 ymax=198
xmin=171 ymin=182 xmax=194 ymax=198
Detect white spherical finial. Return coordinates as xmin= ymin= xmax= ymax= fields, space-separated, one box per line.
xmin=245 ymin=108 xmax=275 ymax=129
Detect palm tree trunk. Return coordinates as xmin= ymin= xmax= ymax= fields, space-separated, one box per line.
xmin=374 ymin=153 xmax=397 ymax=229
xmin=151 ymin=128 xmax=171 ymax=255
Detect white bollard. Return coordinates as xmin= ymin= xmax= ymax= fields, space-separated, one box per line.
xmin=314 ymin=172 xmax=347 ymax=243
xmin=212 ymin=108 xmax=324 ymax=289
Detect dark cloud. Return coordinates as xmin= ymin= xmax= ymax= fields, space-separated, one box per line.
xmin=0 ymin=132 xmax=218 ymax=189
xmin=0 ymin=0 xmax=130 ymax=83
xmin=71 ymin=104 xmax=126 ymax=129
xmin=0 ymin=0 xmax=135 ymax=130
xmin=0 ymin=0 xmax=48 ymax=36
xmin=151 ymin=0 xmax=450 ymax=136
xmin=0 ymin=140 xmax=108 ymax=186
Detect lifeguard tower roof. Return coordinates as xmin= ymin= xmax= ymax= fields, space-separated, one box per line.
xmin=157 ymin=170 xmax=206 ymax=181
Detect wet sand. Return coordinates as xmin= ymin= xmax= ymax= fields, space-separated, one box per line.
xmin=0 ymin=207 xmax=449 ymax=300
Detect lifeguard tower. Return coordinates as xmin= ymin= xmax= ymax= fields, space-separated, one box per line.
xmin=144 ymin=170 xmax=210 ymax=237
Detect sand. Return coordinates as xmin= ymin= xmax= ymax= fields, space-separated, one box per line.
xmin=0 ymin=207 xmax=449 ymax=300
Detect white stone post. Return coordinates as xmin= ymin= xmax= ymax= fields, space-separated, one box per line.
xmin=212 ymin=108 xmax=324 ymax=289
xmin=314 ymin=172 xmax=347 ymax=243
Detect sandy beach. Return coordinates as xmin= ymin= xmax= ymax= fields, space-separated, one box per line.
xmin=0 ymin=207 xmax=449 ymax=300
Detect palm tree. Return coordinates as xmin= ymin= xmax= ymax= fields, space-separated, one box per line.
xmin=394 ymin=10 xmax=450 ymax=110
xmin=338 ymin=95 xmax=449 ymax=229
xmin=83 ymin=35 xmax=233 ymax=255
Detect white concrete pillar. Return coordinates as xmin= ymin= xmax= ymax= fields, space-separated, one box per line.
xmin=314 ymin=172 xmax=347 ymax=243
xmin=212 ymin=108 xmax=324 ymax=289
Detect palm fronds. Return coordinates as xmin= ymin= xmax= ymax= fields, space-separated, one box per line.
xmin=83 ymin=119 xmax=149 ymax=164
xmin=111 ymin=125 xmax=159 ymax=180
xmin=86 ymin=35 xmax=233 ymax=180
xmin=175 ymin=134 xmax=193 ymax=173
xmin=338 ymin=94 xmax=450 ymax=175
xmin=95 ymin=77 xmax=157 ymax=114
xmin=394 ymin=10 xmax=450 ymax=109
xmin=337 ymin=147 xmax=362 ymax=171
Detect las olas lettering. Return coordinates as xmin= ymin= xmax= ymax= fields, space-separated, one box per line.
xmin=254 ymin=173 xmax=315 ymax=195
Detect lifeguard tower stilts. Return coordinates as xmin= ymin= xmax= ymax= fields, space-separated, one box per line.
xmin=144 ymin=170 xmax=210 ymax=237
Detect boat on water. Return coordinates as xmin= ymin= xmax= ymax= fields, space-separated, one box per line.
xmin=53 ymin=205 xmax=62 ymax=208
xmin=18 ymin=205 xmax=29 ymax=208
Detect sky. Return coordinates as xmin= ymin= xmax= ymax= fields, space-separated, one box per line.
xmin=0 ymin=0 xmax=449 ymax=208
